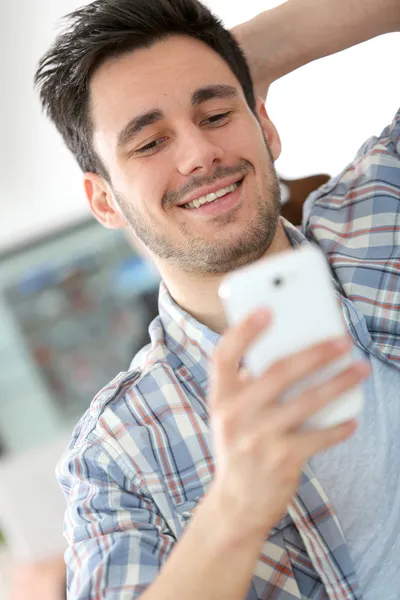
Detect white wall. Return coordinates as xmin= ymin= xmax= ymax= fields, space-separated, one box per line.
xmin=1 ymin=0 xmax=90 ymax=253
xmin=1 ymin=0 xmax=399 ymax=252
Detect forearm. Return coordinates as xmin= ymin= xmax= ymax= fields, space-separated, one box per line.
xmin=237 ymin=0 xmax=400 ymax=90
xmin=142 ymin=485 xmax=267 ymax=600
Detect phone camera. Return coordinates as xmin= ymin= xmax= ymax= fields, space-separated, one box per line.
xmin=273 ymin=277 xmax=284 ymax=288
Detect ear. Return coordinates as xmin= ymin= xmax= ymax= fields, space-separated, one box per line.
xmin=84 ymin=173 xmax=127 ymax=229
xmin=255 ymin=97 xmax=282 ymax=161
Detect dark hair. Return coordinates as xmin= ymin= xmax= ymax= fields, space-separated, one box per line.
xmin=35 ymin=0 xmax=256 ymax=178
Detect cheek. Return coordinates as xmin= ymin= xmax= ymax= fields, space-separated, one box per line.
xmin=117 ymin=164 xmax=167 ymax=216
xmin=226 ymin=118 xmax=266 ymax=161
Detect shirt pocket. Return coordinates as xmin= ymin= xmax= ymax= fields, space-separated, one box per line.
xmin=159 ymin=444 xmax=213 ymax=496
xmin=165 ymin=456 xmax=214 ymax=538
xmin=174 ymin=496 xmax=203 ymax=532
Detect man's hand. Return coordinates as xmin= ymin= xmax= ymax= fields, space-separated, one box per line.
xmin=142 ymin=309 xmax=369 ymax=600
xmin=208 ymin=309 xmax=369 ymax=540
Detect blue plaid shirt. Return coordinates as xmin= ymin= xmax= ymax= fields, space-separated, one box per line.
xmin=57 ymin=108 xmax=400 ymax=599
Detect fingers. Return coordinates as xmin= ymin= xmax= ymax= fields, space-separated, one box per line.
xmin=211 ymin=309 xmax=271 ymax=395
xmin=295 ymin=418 xmax=358 ymax=460
xmin=270 ymin=361 xmax=370 ymax=431
xmin=249 ymin=337 xmax=353 ymax=406
xmin=241 ymin=416 xmax=357 ymax=477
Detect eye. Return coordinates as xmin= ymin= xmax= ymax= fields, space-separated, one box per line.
xmin=201 ymin=111 xmax=232 ymax=126
xmin=135 ymin=136 xmax=168 ymax=155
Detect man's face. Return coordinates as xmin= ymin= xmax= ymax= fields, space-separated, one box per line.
xmin=88 ymin=35 xmax=281 ymax=274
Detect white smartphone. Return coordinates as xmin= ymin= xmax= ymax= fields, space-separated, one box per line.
xmin=219 ymin=244 xmax=364 ymax=429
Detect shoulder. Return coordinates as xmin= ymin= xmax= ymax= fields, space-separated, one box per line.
xmin=67 ymin=359 xmax=183 ymax=451
xmin=301 ymin=107 xmax=400 ymax=363
xmin=56 ymin=364 xmax=174 ymax=496
xmin=303 ymin=106 xmax=400 ymax=226
xmin=57 ymin=339 xmax=209 ymax=486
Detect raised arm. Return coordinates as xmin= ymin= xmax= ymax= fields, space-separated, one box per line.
xmin=233 ymin=0 xmax=400 ymax=97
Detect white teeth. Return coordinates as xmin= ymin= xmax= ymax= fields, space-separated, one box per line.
xmin=184 ymin=181 xmax=240 ymax=209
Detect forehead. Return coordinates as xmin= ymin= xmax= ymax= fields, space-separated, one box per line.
xmin=89 ymin=35 xmax=243 ymax=140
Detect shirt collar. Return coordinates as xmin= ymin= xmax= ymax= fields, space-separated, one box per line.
xmin=158 ymin=218 xmax=309 ymax=383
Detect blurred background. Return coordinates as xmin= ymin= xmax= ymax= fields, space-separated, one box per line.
xmin=0 ymin=0 xmax=398 ymax=597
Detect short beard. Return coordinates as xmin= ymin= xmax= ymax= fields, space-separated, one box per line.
xmin=115 ymin=148 xmax=281 ymax=274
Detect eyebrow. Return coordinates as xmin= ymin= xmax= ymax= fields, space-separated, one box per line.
xmin=191 ymin=84 xmax=238 ymax=105
xmin=117 ymin=110 xmax=164 ymax=149
xmin=116 ymin=84 xmax=238 ymax=149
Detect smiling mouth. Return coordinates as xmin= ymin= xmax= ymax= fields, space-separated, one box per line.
xmin=181 ymin=178 xmax=245 ymax=209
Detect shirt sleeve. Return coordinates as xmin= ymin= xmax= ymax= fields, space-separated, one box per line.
xmin=57 ymin=439 xmax=176 ymax=600
xmin=302 ymin=107 xmax=400 ymax=363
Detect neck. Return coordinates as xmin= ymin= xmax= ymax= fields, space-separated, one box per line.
xmin=157 ymin=219 xmax=292 ymax=334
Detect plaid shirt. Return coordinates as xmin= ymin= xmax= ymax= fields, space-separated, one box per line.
xmin=58 ymin=108 xmax=400 ymax=599
xmin=303 ymin=108 xmax=400 ymax=364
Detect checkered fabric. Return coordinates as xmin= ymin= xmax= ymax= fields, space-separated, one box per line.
xmin=303 ymin=108 xmax=400 ymax=364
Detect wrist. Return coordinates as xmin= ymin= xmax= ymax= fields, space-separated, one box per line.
xmin=199 ymin=482 xmax=269 ymax=552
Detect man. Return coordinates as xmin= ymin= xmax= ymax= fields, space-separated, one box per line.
xmin=35 ymin=0 xmax=400 ymax=598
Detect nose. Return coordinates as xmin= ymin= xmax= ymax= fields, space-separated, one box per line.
xmin=175 ymin=124 xmax=225 ymax=176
